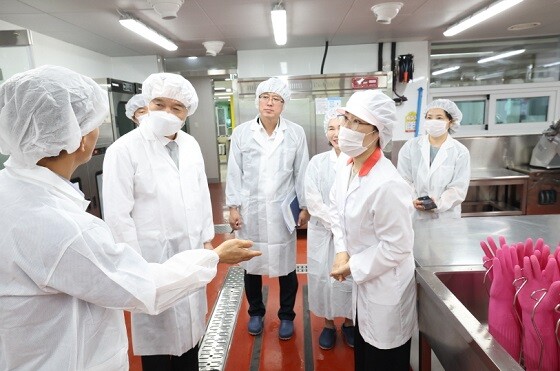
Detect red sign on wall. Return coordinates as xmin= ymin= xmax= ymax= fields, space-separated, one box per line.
xmin=351 ymin=76 xmax=378 ymax=89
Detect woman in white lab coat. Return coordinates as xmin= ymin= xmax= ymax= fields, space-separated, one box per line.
xmin=0 ymin=66 xmax=258 ymax=371
xmin=305 ymin=109 xmax=353 ymax=350
xmin=330 ymin=90 xmax=416 ymax=371
xmin=397 ymin=99 xmax=471 ymax=220
xmin=103 ymin=73 xmax=215 ymax=370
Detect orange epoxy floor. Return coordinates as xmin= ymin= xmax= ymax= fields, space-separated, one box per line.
xmin=126 ymin=183 xmax=355 ymax=370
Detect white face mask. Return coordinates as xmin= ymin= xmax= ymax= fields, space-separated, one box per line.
xmin=144 ymin=110 xmax=185 ymax=137
xmin=424 ymin=119 xmax=448 ymax=137
xmin=338 ymin=126 xmax=375 ymax=157
xmin=137 ymin=114 xmax=148 ymax=126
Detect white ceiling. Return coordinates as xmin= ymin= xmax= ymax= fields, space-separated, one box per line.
xmin=0 ymin=0 xmax=559 ymax=58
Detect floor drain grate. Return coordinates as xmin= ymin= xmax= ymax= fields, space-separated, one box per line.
xmin=296 ymin=263 xmax=308 ymax=274
xmin=214 ymin=224 xmax=232 ymax=235
xmin=198 ymin=266 xmax=244 ymax=370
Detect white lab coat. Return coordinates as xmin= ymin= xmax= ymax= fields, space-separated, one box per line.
xmin=0 ymin=163 xmax=219 ymax=371
xmin=226 ymin=116 xmax=309 ymax=277
xmin=397 ymin=134 xmax=471 ymax=220
xmin=305 ymin=149 xmax=352 ymax=319
xmin=103 ymin=124 xmax=214 ymax=355
xmin=330 ymin=150 xmax=417 ymax=349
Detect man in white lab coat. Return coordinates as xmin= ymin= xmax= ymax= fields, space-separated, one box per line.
xmin=226 ymin=77 xmax=310 ymax=340
xmin=330 ymin=90 xmax=417 ymax=371
xmin=103 ymin=73 xmax=219 ymax=370
xmin=0 ymin=66 xmax=258 ymax=371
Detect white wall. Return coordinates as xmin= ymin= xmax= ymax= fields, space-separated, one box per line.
xmin=0 ymin=20 xmax=34 ymax=82
xmin=237 ymin=41 xmax=430 ymax=142
xmin=238 ymin=44 xmax=381 ymax=77
xmin=1 ymin=20 xmax=160 ymax=82
xmin=31 ymin=32 xmax=111 ymax=78
xmin=111 ymin=55 xmax=162 ymax=83
xmin=187 ymin=77 xmax=220 ymax=183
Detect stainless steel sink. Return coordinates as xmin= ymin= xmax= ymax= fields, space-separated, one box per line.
xmin=416 ymin=266 xmax=523 ymax=371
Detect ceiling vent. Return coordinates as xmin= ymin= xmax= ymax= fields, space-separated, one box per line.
xmin=147 ymin=0 xmax=184 ymax=20
xmin=371 ymin=2 xmax=403 ymax=24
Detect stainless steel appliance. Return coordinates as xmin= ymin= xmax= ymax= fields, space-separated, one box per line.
xmin=94 ymin=78 xmax=138 ymax=141
xmin=529 ymin=119 xmax=560 ymax=169
xmin=77 ymin=78 xmax=139 ymax=219
xmin=509 ymin=164 xmax=560 ymax=215
xmin=70 ymin=148 xmax=106 ymax=219
xmin=236 ymin=72 xmax=393 ymax=158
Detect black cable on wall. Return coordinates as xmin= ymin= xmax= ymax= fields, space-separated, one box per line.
xmin=320 ymin=40 xmax=329 ymax=74
xmin=378 ymin=43 xmax=383 ymax=72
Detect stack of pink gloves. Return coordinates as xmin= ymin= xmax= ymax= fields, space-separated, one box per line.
xmin=481 ymin=237 xmax=560 ymax=371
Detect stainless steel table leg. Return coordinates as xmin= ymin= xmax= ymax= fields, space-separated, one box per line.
xmin=419 ymin=331 xmax=431 ymax=371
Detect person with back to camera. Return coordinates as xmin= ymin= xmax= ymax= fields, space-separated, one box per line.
xmin=226 ymin=77 xmax=310 ymax=340
xmin=0 ymin=65 xmax=260 ymax=371
xmin=125 ymin=94 xmax=149 ymax=126
xmin=397 ymin=99 xmax=471 ymax=220
xmin=305 ymin=108 xmax=354 ymax=350
xmin=329 ymin=90 xmax=416 ymax=371
xmin=103 ymin=72 xmax=230 ymax=371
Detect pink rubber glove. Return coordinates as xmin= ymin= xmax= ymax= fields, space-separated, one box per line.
xmin=488 ymin=244 xmax=521 ymax=360
xmin=481 ymin=235 xmax=507 ymax=282
xmin=534 ymin=243 xmax=551 ymax=270
xmin=515 ymin=238 xmax=544 ymax=263
xmin=514 ymin=256 xmax=559 ymax=371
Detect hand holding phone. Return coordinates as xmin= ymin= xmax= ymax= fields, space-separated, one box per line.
xmin=417 ymin=196 xmax=437 ymax=210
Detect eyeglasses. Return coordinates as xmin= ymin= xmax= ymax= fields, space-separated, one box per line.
xmin=341 ymin=115 xmax=374 ymax=132
xmin=259 ymin=94 xmax=284 ymax=104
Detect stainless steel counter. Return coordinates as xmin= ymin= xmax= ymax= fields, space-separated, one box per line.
xmin=414 ymin=215 xmax=560 ymax=371
xmin=470 ymin=168 xmax=529 ymax=181
xmin=414 ymin=214 xmax=560 ymax=267
xmin=464 ymin=168 xmax=529 ymax=217
xmin=509 ymin=164 xmax=560 ymax=174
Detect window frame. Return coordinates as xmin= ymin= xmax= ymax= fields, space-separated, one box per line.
xmin=429 ymin=81 xmax=560 ymax=137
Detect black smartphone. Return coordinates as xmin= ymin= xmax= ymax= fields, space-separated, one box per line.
xmin=418 ymin=196 xmax=437 ymax=210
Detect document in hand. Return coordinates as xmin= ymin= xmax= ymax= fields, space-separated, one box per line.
xmin=281 ymin=191 xmax=300 ymax=233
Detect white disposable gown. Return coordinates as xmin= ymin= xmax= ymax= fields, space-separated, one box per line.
xmin=330 ymin=151 xmax=417 ymax=349
xmin=397 ymin=134 xmax=471 ymax=220
xmin=305 ymin=149 xmax=352 ymax=319
xmin=0 ymin=163 xmax=218 ymax=371
xmin=102 ymin=123 xmax=214 ymax=355
xmin=226 ymin=117 xmax=309 ymax=277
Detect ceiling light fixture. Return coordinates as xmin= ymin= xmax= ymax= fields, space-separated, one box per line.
xmin=119 ymin=13 xmax=178 ymax=51
xmin=443 ymin=0 xmax=525 ymax=37
xmin=542 ymin=61 xmax=560 ymax=68
xmin=430 ymin=51 xmax=494 ymax=59
xmin=271 ymin=2 xmax=287 ymax=46
xmin=431 ymin=66 xmax=460 ymax=76
xmin=478 ymin=49 xmax=525 ymax=64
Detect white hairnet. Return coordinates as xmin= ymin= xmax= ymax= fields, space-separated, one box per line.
xmin=142 ymin=73 xmax=198 ymax=117
xmin=337 ymin=90 xmax=396 ymax=150
xmin=323 ymin=107 xmax=340 ymax=133
xmin=0 ymin=65 xmax=109 ymax=168
xmin=425 ymin=99 xmax=462 ymax=130
xmin=254 ymin=77 xmax=291 ymax=107
xmin=125 ymin=94 xmax=149 ymax=120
